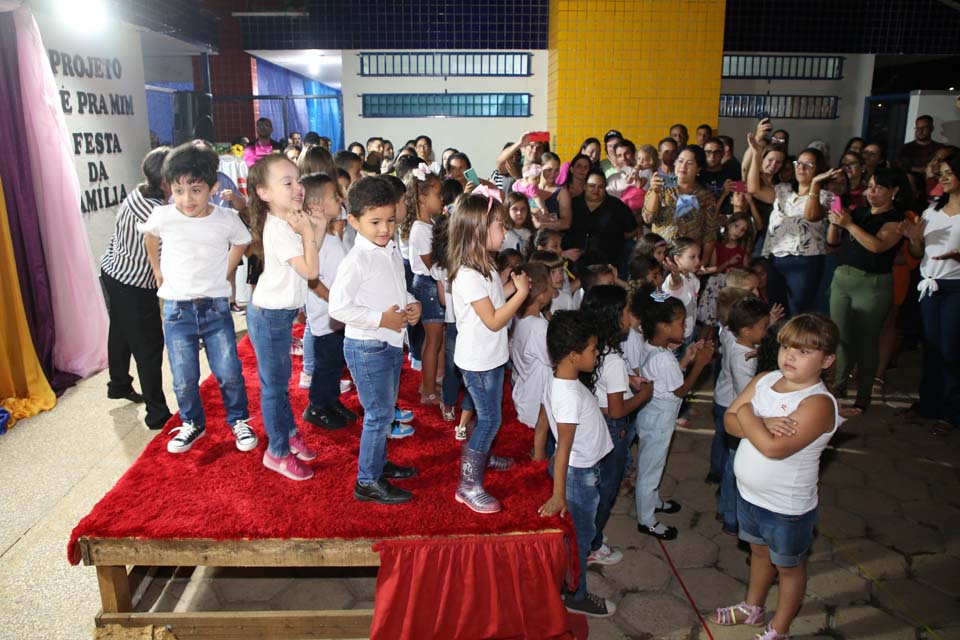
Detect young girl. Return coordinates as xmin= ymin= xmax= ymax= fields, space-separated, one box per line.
xmin=580 ymin=285 xmax=653 ymax=564
xmin=732 ymin=190 xmax=764 ymax=245
xmin=509 ymin=262 xmax=554 ymax=428
xmin=636 ymin=144 xmax=659 ymax=191
xmin=662 ymin=237 xmax=703 ymax=349
xmin=634 ymin=290 xmax=715 ymax=539
xmin=502 ymin=192 xmax=534 ymax=254
xmin=246 ymin=155 xmax=325 ymax=481
xmin=716 ymin=314 xmax=841 ymax=640
xmin=402 ymin=171 xmax=444 ymax=406
xmin=449 ymin=189 xmax=530 ymax=513
xmin=534 ymin=310 xmax=617 ymax=618
xmin=633 ymin=231 xmax=668 ymax=265
xmin=700 ymin=214 xmax=755 ymax=328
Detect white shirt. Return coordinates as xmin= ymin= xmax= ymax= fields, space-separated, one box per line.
xmin=453 ymin=267 xmax=509 ymax=371
xmin=715 ymin=327 xmax=756 ymax=407
xmin=594 ymin=351 xmax=634 ymax=408
xmin=408 ymin=221 xmax=434 ymax=276
xmin=735 ymin=371 xmax=840 ymax=515
xmin=543 ymin=376 xmax=614 ymax=468
xmin=138 ymin=204 xmax=250 ymax=301
xmin=662 ymin=272 xmax=700 ymax=338
xmin=763 ymin=184 xmax=833 ymax=258
xmin=551 ymin=288 xmax=575 ymax=313
xmin=306 ymin=233 xmax=346 ymax=337
xmin=252 ymin=214 xmax=310 ymax=310
xmin=621 ymin=328 xmax=649 ymax=374
xmin=329 ymin=234 xmax=416 ymax=348
xmin=640 ymin=346 xmax=684 ymax=400
xmin=502 ymin=228 xmax=532 ymax=253
xmin=510 ymin=315 xmax=552 ymax=427
xmin=430 ymin=264 xmax=455 ymax=323
xmin=918 ymin=205 xmax=960 ymax=298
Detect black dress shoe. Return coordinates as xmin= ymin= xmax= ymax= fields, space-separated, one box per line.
xmin=145 ymin=413 xmax=173 ymax=430
xmin=303 ymin=405 xmax=347 ymax=430
xmin=382 ymin=461 xmax=418 ymax=479
xmin=354 ymin=478 xmax=413 ymax=504
xmin=108 ymin=390 xmax=144 ymax=403
xmin=332 ymin=401 xmax=359 ymax=423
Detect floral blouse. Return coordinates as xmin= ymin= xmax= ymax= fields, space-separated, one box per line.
xmin=762 ymin=183 xmax=833 ymax=258
xmin=649 ymin=184 xmax=719 ymax=244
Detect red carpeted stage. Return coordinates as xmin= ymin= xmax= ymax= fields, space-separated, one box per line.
xmin=69 ymin=331 xmax=586 ymax=639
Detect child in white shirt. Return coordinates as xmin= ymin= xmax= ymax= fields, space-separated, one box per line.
xmin=509 ymin=262 xmax=553 ymax=428
xmin=662 ymin=237 xmax=704 ymax=350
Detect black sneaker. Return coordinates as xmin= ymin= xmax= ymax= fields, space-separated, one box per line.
xmin=230 ymin=302 xmax=246 ymax=315
xmin=302 ymin=405 xmax=347 ymax=430
xmin=563 ymin=592 xmax=616 ymax=618
xmin=655 ymin=499 xmax=682 ymax=514
xmin=354 ymin=478 xmax=413 ymax=504
xmin=331 ymin=401 xmax=359 ymax=423
xmin=167 ymin=422 xmax=205 ymax=453
xmin=382 ymin=461 xmax=418 ymax=479
xmin=638 ymin=522 xmax=678 ymax=540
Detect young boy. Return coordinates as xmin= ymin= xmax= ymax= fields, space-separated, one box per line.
xmin=535 ymin=310 xmax=616 ymax=618
xmin=713 ymin=297 xmax=770 ymax=531
xmin=301 ymin=174 xmax=357 ymax=430
xmin=139 ymin=143 xmax=255 ymax=454
xmin=329 ymin=177 xmax=422 ymax=505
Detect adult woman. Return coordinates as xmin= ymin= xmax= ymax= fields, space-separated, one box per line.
xmin=566 ymin=153 xmax=592 ymax=199
xmin=445 ymin=151 xmax=471 ymax=188
xmin=862 ymin=142 xmax=886 ymax=178
xmin=754 ymin=135 xmax=840 ymax=314
xmin=745 ymin=140 xmax=787 ymax=259
xmin=580 ymin=137 xmax=602 ymax=166
xmin=566 ymin=168 xmax=637 ymax=267
xmin=827 ymin=168 xmax=905 ymax=416
xmin=642 ymin=145 xmax=720 ymax=263
xmin=900 ymin=152 xmax=960 ymax=434
xmin=842 ymin=137 xmax=866 ymax=157
xmin=99 ymin=147 xmax=173 ymax=429
xmin=531 ymin=151 xmax=572 ymax=232
xmin=347 ymin=141 xmax=366 ymax=164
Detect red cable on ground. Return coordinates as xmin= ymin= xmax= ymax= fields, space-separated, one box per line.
xmin=657 ymin=538 xmax=716 ymax=640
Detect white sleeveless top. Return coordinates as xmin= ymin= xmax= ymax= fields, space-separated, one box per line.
xmin=734 ymin=371 xmax=840 ymax=515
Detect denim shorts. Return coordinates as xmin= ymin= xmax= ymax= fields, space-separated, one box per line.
xmin=412 ymin=274 xmax=444 ymax=323
xmin=737 ymin=495 xmax=817 ymax=567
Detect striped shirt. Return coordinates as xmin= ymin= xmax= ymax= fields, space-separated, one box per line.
xmin=100 ymin=188 xmax=162 ymax=288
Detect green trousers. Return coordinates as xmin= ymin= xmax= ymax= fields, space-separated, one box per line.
xmin=829 ymin=264 xmax=893 ymax=403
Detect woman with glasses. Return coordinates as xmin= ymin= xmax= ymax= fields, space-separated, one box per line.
xmin=750 ymin=130 xmax=841 ymax=314
xmin=827 ymin=168 xmax=906 ymax=416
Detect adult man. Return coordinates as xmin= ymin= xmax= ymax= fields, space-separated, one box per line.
xmin=288 ymin=131 xmax=302 ymax=149
xmin=658 ymin=137 xmax=679 ymax=173
xmin=696 ymin=124 xmax=713 ymax=146
xmin=495 ymin=132 xmax=547 ymax=181
xmin=700 ymin=137 xmax=742 ymax=215
xmin=242 ymin=117 xmax=282 ymax=168
xmin=670 ymin=123 xmax=689 ymax=148
xmin=898 ymin=115 xmax=943 ymax=174
xmin=606 ymin=139 xmax=637 ymax=198
xmin=599 ymin=129 xmax=623 ymax=177
xmin=366 ymin=136 xmax=384 ymax=155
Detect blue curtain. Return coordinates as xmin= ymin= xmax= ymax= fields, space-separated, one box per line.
xmin=146 ymin=81 xmax=193 ymax=145
xmin=254 ymin=57 xmax=342 ymax=150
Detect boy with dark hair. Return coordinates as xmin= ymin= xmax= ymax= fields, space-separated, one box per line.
xmin=333 ymin=149 xmax=363 ymax=184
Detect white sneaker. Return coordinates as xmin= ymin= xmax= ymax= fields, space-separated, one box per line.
xmin=339 ymin=379 xmax=352 ymax=394
xmin=587 ymin=543 xmax=623 ymax=566
xmin=454 ymin=424 xmax=467 ymax=441
xmin=232 ymin=419 xmax=258 ymax=452
xmin=298 ymin=372 xmax=312 ymax=390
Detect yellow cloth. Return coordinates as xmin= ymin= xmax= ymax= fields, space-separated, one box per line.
xmin=0 ymin=176 xmax=56 ymax=426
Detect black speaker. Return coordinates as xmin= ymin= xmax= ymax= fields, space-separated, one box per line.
xmin=173 ymin=91 xmax=214 ymax=145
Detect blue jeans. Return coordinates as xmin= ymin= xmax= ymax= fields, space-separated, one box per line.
xmin=308 ymin=330 xmax=345 ymax=410
xmin=592 ymin=414 xmax=635 ymax=550
xmin=302 ymin=323 xmax=314 ymax=375
xmin=919 ymin=279 xmax=960 ymax=429
xmin=442 ymin=323 xmax=474 ymax=411
xmin=718 ymin=443 xmax=740 ymax=533
xmin=163 ymin=298 xmax=248 ymax=430
xmin=461 ymin=366 xmax=505 ymax=453
xmin=246 ymin=305 xmax=298 ymax=457
xmin=710 ymin=402 xmax=729 ymax=478
xmin=412 ymin=274 xmax=444 ymax=323
xmin=403 ymin=259 xmax=423 ymax=360
xmin=634 ymin=395 xmax=682 ymax=526
xmin=769 ymin=254 xmax=824 ymax=316
xmin=343 ymin=338 xmax=403 ymax=484
xmin=737 ymin=496 xmax=817 ymax=567
xmin=550 ymin=461 xmax=600 ymax=600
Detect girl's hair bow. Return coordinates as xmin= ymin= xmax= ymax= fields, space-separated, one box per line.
xmin=412 ymin=162 xmax=433 ymax=181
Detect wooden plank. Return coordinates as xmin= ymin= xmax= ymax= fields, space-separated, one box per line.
xmin=97 ymin=609 xmax=374 ymax=639
xmin=96 ymin=565 xmax=132 ymax=613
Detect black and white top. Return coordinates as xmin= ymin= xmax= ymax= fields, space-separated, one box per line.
xmin=100 ymin=188 xmax=162 ymax=289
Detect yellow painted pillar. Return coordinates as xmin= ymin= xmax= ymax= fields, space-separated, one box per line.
xmin=548 ymin=0 xmax=726 ymax=160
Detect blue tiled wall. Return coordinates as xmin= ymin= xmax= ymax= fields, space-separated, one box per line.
xmin=239 ymin=0 xmax=549 ymax=50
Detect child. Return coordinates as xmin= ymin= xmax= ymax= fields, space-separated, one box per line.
xmin=449 ymin=189 xmax=530 ymax=513
xmin=534 ymin=310 xmax=616 ymax=618
xmin=572 ymin=264 xmax=617 ymax=308
xmin=329 ymin=177 xmax=423 ymax=504
xmin=530 ymin=250 xmax=575 ymax=312
xmin=496 ymin=248 xmax=524 ymax=279
xmin=535 ymin=228 xmax=578 ymax=301
xmin=402 ymin=170 xmax=444 ymax=406
xmin=633 ymin=290 xmax=715 ymax=539
xmin=440 ymin=178 xmax=464 ymax=215
xmin=662 ymin=237 xmax=703 ymax=350
xmin=636 ymin=144 xmax=659 ymax=191
xmin=732 ymin=190 xmax=763 ymax=245
xmin=628 ymin=254 xmax=665 ymax=289
xmin=139 ymin=143 xmax=255 ymax=455
xmin=716 ymin=314 xmax=841 ymax=640
xmin=243 ymin=155 xmax=327 ymax=479
xmin=713 ymin=297 xmax=769 ymax=532
xmin=580 ymin=286 xmax=653 ymax=565
xmin=502 ymin=192 xmax=534 ymax=254
xmin=700 ymin=214 xmax=754 ymax=331
xmin=633 ymin=231 xmax=668 ymax=265
xmin=301 ymin=173 xmax=357 ymax=431
xmin=750 ymin=258 xmax=772 ymax=304
xmin=509 ymin=262 xmax=554 ymax=428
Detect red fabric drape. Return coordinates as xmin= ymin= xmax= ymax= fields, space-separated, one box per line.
xmin=372 ymin=533 xmax=575 ymax=640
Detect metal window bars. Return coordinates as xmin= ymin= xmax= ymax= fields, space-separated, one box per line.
xmin=722 ymin=55 xmax=844 ymax=80
xmin=719 ymin=94 xmax=840 ymax=120
xmin=359 ymin=52 xmax=532 ymax=77
xmin=361 ymin=93 xmax=532 ymax=118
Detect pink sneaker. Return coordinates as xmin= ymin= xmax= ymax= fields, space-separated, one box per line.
xmin=288 ymin=433 xmax=317 ymax=461
xmin=263 ymin=450 xmax=314 ymax=481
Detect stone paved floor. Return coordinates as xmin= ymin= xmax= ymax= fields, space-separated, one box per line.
xmin=1 ymin=318 xmax=957 ymax=639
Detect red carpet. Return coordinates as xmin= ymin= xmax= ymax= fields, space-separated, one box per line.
xmin=68 ymin=330 xmax=570 ymax=564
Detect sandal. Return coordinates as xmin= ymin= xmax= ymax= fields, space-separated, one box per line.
xmin=753 ymin=623 xmax=790 ymax=639
xmin=441 ymin=404 xmax=456 ymax=422
xmin=872 ymin=377 xmax=885 ymax=396
xmin=713 ymin=602 xmax=766 ymax=627
xmin=420 ymin=393 xmax=440 ymax=407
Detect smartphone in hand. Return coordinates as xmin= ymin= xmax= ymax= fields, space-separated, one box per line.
xmin=528 ymin=131 xmax=550 ymax=143
xmin=732 ymin=180 xmax=747 ymax=193
xmin=464 ymin=167 xmax=480 ymax=185
xmin=661 ymin=172 xmax=678 ymax=189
